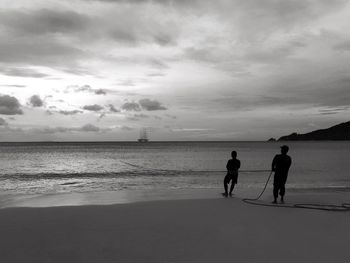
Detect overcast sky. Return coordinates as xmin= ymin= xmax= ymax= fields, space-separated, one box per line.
xmin=0 ymin=0 xmax=349 ymax=141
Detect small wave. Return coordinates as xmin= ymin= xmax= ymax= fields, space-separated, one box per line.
xmin=0 ymin=169 xmax=273 ymax=181
xmin=0 ymin=170 xmax=217 ymax=180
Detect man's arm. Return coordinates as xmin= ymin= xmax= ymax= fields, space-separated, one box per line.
xmin=272 ymin=155 xmax=277 ymax=171
xmin=287 ymin=156 xmax=292 ymax=169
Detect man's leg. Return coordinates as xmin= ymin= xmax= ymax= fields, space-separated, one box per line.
xmin=223 ymin=176 xmax=229 ymax=197
xmin=280 ymin=184 xmax=285 ymax=203
xmin=273 ymin=182 xmax=278 ymax=203
xmin=229 ymin=182 xmax=235 ymax=196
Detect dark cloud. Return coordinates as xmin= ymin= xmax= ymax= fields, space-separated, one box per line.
xmin=0 ymin=67 xmax=49 ymax=78
xmin=134 ymin=113 xmax=149 ymax=118
xmin=120 ymin=126 xmax=133 ymax=131
xmin=94 ymin=89 xmax=107 ymax=95
xmin=210 ymin=70 xmax=350 ymax=112
xmin=0 ymin=9 xmax=89 ymax=36
xmin=153 ymin=115 xmax=162 ymax=120
xmin=334 ymin=40 xmax=350 ymax=51
xmin=79 ymin=124 xmax=100 ymax=132
xmin=139 ymin=98 xmax=167 ymax=111
xmin=127 ymin=113 xmax=149 ymax=121
xmin=0 ymin=117 xmax=8 ymax=126
xmin=29 ymin=95 xmax=44 ymax=107
xmin=65 ymin=85 xmax=107 ymax=95
xmin=37 ymin=126 xmax=70 ymax=134
xmin=165 ymin=114 xmax=177 ymax=119
xmin=69 ymin=85 xmax=92 ymax=92
xmin=0 ymin=95 xmax=23 ymax=115
xmin=83 ymin=104 xmax=104 ymax=112
xmin=34 ymin=124 xmax=101 ymax=134
xmin=84 ymin=0 xmax=347 ymax=35
xmin=148 ymin=59 xmax=169 ymax=69
xmin=121 ymin=102 xmax=141 ymax=111
xmin=318 ymin=107 xmax=350 ymax=115
xmin=0 ymin=9 xmax=87 ymax=73
xmin=58 ymin=110 xmax=83 ymax=115
xmin=147 ymin=72 xmax=166 ymax=77
xmin=98 ymin=113 xmax=106 ymax=119
xmin=108 ymin=104 xmax=120 ymax=113
xmin=0 ymin=37 xmax=85 ymax=67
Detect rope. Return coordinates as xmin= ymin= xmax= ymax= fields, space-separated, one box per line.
xmin=241 ymin=171 xmax=350 ymax=212
xmin=242 ymin=171 xmax=273 ymax=204
xmin=120 ymin=160 xmax=270 ymax=173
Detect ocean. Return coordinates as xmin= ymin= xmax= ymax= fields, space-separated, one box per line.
xmin=0 ymin=141 xmax=349 ymax=195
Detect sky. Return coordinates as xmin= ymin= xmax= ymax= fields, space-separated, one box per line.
xmin=0 ymin=0 xmax=350 ymax=141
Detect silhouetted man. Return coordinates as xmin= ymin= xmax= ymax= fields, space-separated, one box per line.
xmin=223 ymin=151 xmax=241 ymax=197
xmin=272 ymin=145 xmax=292 ymax=204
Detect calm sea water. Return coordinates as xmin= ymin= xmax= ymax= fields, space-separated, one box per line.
xmin=0 ymin=141 xmax=349 ymax=195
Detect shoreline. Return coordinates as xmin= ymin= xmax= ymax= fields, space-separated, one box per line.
xmin=1 ymin=187 xmax=349 ymax=209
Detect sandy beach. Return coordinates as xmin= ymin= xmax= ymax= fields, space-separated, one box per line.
xmin=0 ymin=190 xmax=349 ymax=263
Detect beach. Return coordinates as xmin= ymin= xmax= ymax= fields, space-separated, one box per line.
xmin=1 ymin=141 xmax=350 ymax=262
xmin=1 ymin=190 xmax=349 ymax=263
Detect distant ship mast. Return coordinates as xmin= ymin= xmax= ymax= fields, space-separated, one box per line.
xmin=138 ymin=128 xmax=149 ymax=142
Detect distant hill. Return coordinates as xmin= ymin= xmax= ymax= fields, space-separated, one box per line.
xmin=278 ymin=121 xmax=350 ymax=141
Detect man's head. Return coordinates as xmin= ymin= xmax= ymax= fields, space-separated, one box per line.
xmin=280 ymin=145 xmax=289 ymax=154
xmin=231 ymin=151 xmax=237 ymax=158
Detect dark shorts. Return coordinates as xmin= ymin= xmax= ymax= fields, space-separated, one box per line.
xmin=273 ymin=173 xmax=288 ymax=186
xmin=224 ymin=171 xmax=238 ymax=184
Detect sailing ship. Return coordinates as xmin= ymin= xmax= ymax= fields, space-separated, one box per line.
xmin=137 ymin=128 xmax=149 ymax=142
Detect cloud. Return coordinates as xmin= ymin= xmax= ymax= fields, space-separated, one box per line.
xmin=29 ymin=95 xmax=44 ymax=107
xmin=83 ymin=104 xmax=104 ymax=112
xmin=0 ymin=95 xmax=23 ymax=115
xmin=0 ymin=117 xmax=8 ymax=126
xmin=0 ymin=67 xmax=49 ymax=78
xmin=165 ymin=114 xmax=177 ymax=119
xmin=108 ymin=104 xmax=120 ymax=113
xmin=0 ymin=9 xmax=89 ymax=36
xmin=121 ymin=102 xmax=141 ymax=111
xmin=0 ymin=5 xmax=177 ymax=75
xmin=139 ymin=98 xmax=167 ymax=111
xmin=134 ymin=113 xmax=149 ymax=118
xmin=79 ymin=124 xmax=100 ymax=132
xmin=171 ymin=128 xmax=214 ymax=132
xmin=0 ymin=84 xmax=26 ymax=88
xmin=147 ymin=72 xmax=166 ymax=77
xmin=34 ymin=124 xmax=101 ymax=134
xmin=334 ymin=40 xmax=350 ymax=51
xmin=127 ymin=113 xmax=149 ymax=121
xmin=65 ymin=85 xmax=107 ymax=95
xmin=94 ymin=89 xmax=107 ymax=95
xmin=0 ymin=36 xmax=85 ymax=68
xmin=58 ymin=110 xmax=83 ymax=115
xmin=120 ymin=125 xmax=134 ymax=131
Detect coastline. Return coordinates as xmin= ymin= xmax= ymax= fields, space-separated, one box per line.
xmin=1 ymin=186 xmax=350 ymax=209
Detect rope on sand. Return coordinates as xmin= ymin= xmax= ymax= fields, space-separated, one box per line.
xmin=241 ymin=171 xmax=350 ymax=212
